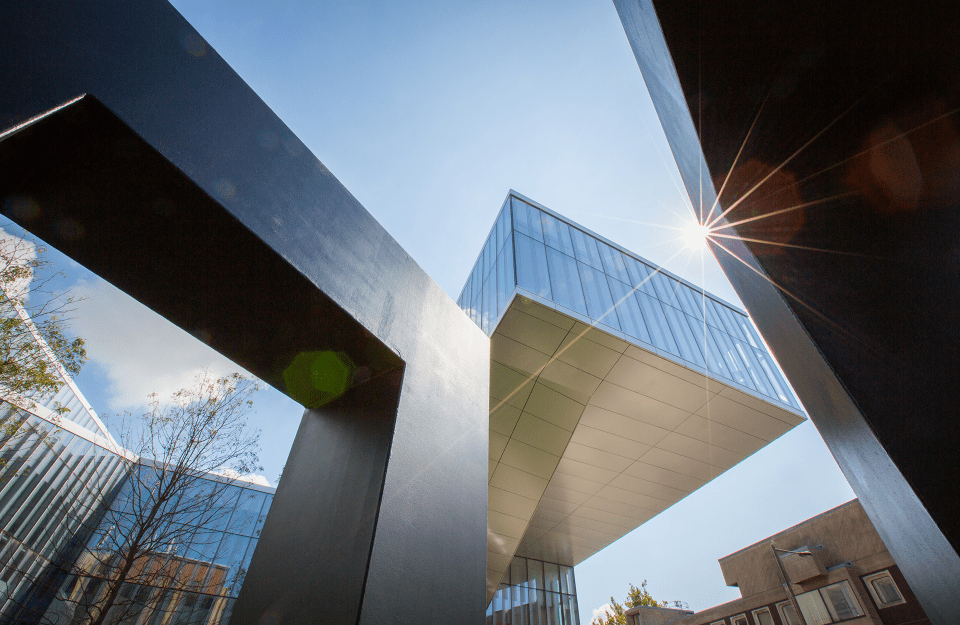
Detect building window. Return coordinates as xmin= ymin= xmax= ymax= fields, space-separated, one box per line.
xmin=731 ymin=614 xmax=749 ymax=625
xmin=776 ymin=580 xmax=865 ymax=625
xmin=795 ymin=591 xmax=832 ymax=625
xmin=776 ymin=601 xmax=800 ymax=625
xmin=818 ymin=581 xmax=865 ymax=621
xmin=709 ymin=620 xmax=726 ymax=625
xmin=751 ymin=607 xmax=774 ymax=625
xmin=862 ymin=571 xmax=906 ymax=608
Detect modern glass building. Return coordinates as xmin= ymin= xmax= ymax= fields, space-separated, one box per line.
xmin=0 ymin=369 xmax=274 ymax=624
xmin=462 ymin=192 xmax=806 ymax=617
xmin=459 ymin=191 xmax=800 ymax=412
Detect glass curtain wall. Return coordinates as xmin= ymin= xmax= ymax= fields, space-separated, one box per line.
xmin=0 ymin=402 xmax=128 ymax=621
xmin=42 ymin=469 xmax=273 ymax=625
xmin=0 ymin=399 xmax=274 ymax=625
xmin=486 ymin=556 xmax=579 ymax=625
xmin=458 ymin=197 xmax=516 ymax=336
xmin=458 ymin=194 xmax=800 ymax=411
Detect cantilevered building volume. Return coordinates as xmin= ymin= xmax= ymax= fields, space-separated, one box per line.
xmin=461 ymin=192 xmax=805 ymax=621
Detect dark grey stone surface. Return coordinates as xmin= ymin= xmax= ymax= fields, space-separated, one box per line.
xmin=0 ymin=2 xmax=489 ymax=622
xmin=614 ymin=0 xmax=960 ymax=622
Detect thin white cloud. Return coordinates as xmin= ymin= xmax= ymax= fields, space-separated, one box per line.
xmin=213 ymin=467 xmax=272 ymax=487
xmin=70 ymin=277 xmax=253 ymax=411
xmin=592 ymin=604 xmax=613 ymax=624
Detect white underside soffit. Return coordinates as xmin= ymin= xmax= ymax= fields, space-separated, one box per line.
xmin=485 ymin=294 xmax=805 ymax=601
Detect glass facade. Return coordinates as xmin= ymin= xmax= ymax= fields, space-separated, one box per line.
xmin=486 ymin=556 xmax=579 ymax=625
xmin=459 ymin=194 xmax=801 ymax=411
xmin=0 ymin=391 xmax=274 ymax=624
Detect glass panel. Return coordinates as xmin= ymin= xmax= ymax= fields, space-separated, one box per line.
xmin=715 ymin=303 xmax=747 ymax=342
xmin=254 ymin=495 xmax=272 ymax=538
xmin=754 ymin=349 xmax=800 ymax=408
xmin=560 ymin=594 xmax=575 ymax=625
xmin=511 ymin=557 xmax=528 ymax=589
xmin=560 ymin=566 xmax=576 ymax=597
xmin=870 ymin=575 xmax=903 ymax=605
xmin=709 ymin=325 xmax=755 ymax=389
xmin=545 ymin=591 xmax=562 ymax=625
xmin=732 ymin=616 xmax=748 ymax=625
xmin=512 ymin=583 xmax=528 ymax=625
xmin=541 ymin=213 xmax=576 ymax=257
xmin=527 ymin=559 xmax=544 ymax=591
xmin=497 ymin=203 xmax=512 ymax=253
xmin=737 ymin=315 xmax=764 ymax=350
xmin=597 ymin=242 xmax=631 ymax=284
xmin=497 ymin=235 xmax=516 ymax=315
xmin=662 ymin=304 xmax=706 ymax=367
xmin=735 ymin=340 xmax=775 ymax=398
xmin=578 ymin=262 xmax=621 ymax=331
xmin=650 ymin=271 xmax=681 ymax=309
xmin=569 ymin=595 xmax=579 ymax=625
xmin=635 ymin=292 xmax=678 ymax=354
xmin=543 ymin=562 xmax=561 ymax=593
xmin=473 ymin=256 xmax=484 ymax=302
xmin=622 ymin=255 xmax=658 ymax=297
xmin=686 ymin=314 xmax=732 ymax=379
xmin=515 ymin=234 xmax=553 ymax=299
xmin=513 ymin=198 xmax=544 ymax=242
xmin=227 ymin=488 xmax=266 ymax=536
xmin=777 ymin=602 xmax=800 ymax=625
xmin=546 ymin=248 xmax=588 ymax=316
xmin=533 ymin=589 xmax=548 ymax=625
xmin=483 ymin=267 xmax=497 ymax=334
xmin=569 ymin=229 xmax=603 ymax=270
xmin=752 ymin=609 xmax=775 ymax=625
xmin=819 ymin=581 xmax=864 ymax=621
xmin=484 ymin=233 xmax=498 ymax=278
xmin=702 ymin=297 xmax=727 ymax=331
xmin=607 ymin=278 xmax=651 ymax=344
xmin=471 ymin=291 xmax=482 ymax=328
xmin=796 ymin=590 xmax=833 ymax=625
xmin=674 ymin=282 xmax=705 ymax=319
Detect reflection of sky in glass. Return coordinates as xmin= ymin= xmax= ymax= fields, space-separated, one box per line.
xmin=458 ymin=194 xmax=802 ymax=412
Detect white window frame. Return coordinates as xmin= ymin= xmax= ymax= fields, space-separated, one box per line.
xmin=730 ymin=614 xmax=749 ymax=625
xmin=818 ymin=580 xmax=865 ymax=621
xmin=710 ymin=620 xmax=727 ymax=625
xmin=776 ymin=601 xmax=800 ymax=625
xmin=751 ymin=607 xmax=774 ymax=625
xmin=862 ymin=570 xmax=907 ymax=608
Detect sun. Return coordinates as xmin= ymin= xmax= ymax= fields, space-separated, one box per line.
xmin=681 ymin=221 xmax=711 ymax=250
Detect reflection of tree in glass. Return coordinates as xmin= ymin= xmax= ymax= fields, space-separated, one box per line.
xmin=37 ymin=372 xmax=262 ymax=625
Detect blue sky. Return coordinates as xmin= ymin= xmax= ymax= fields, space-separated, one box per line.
xmin=17 ymin=0 xmax=856 ymax=620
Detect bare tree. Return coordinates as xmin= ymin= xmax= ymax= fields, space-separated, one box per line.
xmin=44 ymin=372 xmax=262 ymax=625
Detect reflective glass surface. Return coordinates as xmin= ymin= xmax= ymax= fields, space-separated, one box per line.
xmin=458 ymin=194 xmax=803 ymax=412
xmin=0 ymin=398 xmax=276 ymax=625
xmin=545 ymin=248 xmax=588 ymax=316
xmin=488 ymin=556 xmax=580 ymax=625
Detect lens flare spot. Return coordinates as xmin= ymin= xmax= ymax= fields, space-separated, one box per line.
xmin=682 ymin=222 xmax=710 ymax=250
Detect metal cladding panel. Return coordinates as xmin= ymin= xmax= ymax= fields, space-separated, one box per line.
xmin=613 ymin=0 xmax=960 ymax=622
xmin=0 ymin=2 xmax=489 ymax=623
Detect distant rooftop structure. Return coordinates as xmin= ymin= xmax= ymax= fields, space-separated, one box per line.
xmin=637 ymin=500 xmax=930 ymax=625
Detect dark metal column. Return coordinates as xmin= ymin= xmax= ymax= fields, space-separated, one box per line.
xmin=614 ymin=1 xmax=960 ymax=622
xmin=0 ymin=1 xmax=489 ymax=622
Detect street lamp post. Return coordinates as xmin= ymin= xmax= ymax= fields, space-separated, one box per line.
xmin=771 ymin=544 xmax=814 ymax=625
